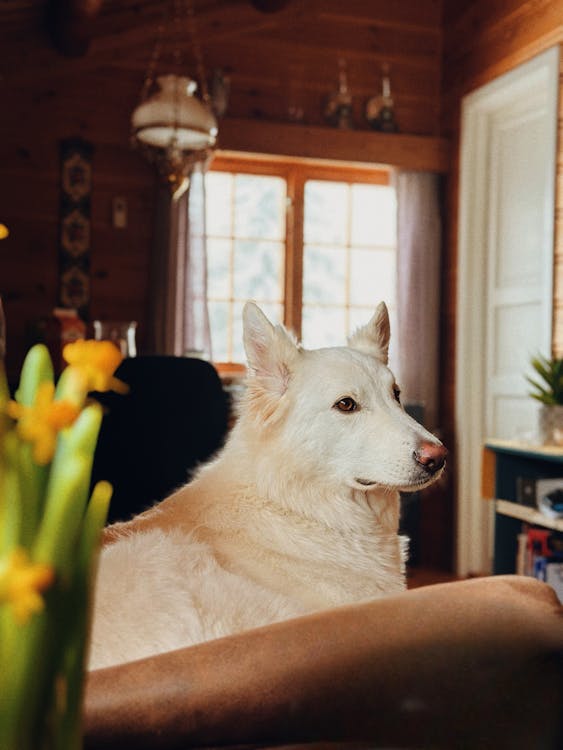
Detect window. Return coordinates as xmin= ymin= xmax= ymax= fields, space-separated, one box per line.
xmin=205 ymin=171 xmax=286 ymax=363
xmin=205 ymin=157 xmax=397 ymax=363
xmin=302 ymin=180 xmax=396 ymax=348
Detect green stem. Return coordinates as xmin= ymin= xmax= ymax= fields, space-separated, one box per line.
xmin=15 ymin=345 xmax=54 ymax=406
xmin=55 ymin=482 xmax=112 ymax=750
xmin=33 ymin=405 xmax=103 ymax=572
xmin=0 ymin=432 xmax=23 ymax=556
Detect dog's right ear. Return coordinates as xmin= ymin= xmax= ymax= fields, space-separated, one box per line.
xmin=348 ymin=301 xmax=390 ymax=364
xmin=243 ymin=302 xmax=298 ymax=419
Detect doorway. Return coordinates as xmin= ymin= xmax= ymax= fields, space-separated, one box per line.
xmin=456 ymin=47 xmax=558 ymax=576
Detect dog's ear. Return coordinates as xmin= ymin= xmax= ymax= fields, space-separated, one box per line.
xmin=243 ymin=302 xmax=298 ymax=416
xmin=348 ymin=301 xmax=390 ymax=364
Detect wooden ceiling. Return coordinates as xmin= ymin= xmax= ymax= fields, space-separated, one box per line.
xmin=0 ymin=0 xmax=443 ymax=137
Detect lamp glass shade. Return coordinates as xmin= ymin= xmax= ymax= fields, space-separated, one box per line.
xmin=132 ymin=74 xmax=218 ymax=150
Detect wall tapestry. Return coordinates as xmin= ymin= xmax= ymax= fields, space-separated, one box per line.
xmin=57 ymin=138 xmax=93 ymax=320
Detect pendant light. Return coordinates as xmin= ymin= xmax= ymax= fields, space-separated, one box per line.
xmin=130 ymin=0 xmax=217 ymax=200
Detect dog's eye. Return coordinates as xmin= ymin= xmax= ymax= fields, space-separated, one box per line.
xmin=393 ymin=385 xmax=401 ymax=404
xmin=334 ymin=397 xmax=358 ymax=413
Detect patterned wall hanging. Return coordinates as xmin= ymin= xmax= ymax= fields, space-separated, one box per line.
xmin=57 ymin=138 xmax=93 ymax=320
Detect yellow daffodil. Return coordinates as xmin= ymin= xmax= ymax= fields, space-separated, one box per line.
xmin=0 ymin=340 xmax=115 ymax=748
xmin=0 ymin=548 xmax=54 ymax=624
xmin=63 ymin=340 xmax=127 ymax=394
xmin=7 ymin=382 xmax=80 ymax=465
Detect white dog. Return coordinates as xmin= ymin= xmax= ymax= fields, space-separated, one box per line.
xmin=89 ymin=302 xmax=446 ymax=670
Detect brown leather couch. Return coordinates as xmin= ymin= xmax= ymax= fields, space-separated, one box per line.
xmin=84 ymin=575 xmax=563 ymax=750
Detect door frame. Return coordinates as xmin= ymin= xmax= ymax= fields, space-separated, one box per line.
xmin=455 ymin=46 xmax=558 ymax=577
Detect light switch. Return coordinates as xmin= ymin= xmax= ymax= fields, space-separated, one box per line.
xmin=112 ymin=196 xmax=127 ymax=229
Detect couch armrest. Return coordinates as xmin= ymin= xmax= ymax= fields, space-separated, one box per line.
xmin=84 ymin=576 xmax=563 ymax=749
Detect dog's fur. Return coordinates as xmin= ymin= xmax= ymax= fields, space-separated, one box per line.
xmin=89 ymin=302 xmax=446 ymax=670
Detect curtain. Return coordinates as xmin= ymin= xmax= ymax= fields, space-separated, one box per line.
xmin=395 ymin=171 xmax=442 ymax=431
xmin=148 ymin=162 xmax=212 ymax=358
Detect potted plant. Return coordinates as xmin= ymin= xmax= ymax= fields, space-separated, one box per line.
xmin=527 ymin=354 xmax=563 ymax=445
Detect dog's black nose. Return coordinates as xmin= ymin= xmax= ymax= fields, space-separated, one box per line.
xmin=414 ymin=442 xmax=447 ymax=474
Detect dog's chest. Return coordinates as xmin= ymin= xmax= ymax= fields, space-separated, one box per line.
xmin=199 ymin=505 xmax=406 ymax=609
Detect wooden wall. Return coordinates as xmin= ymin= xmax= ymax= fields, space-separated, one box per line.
xmin=440 ymin=0 xmax=563 ymax=570
xmin=0 ymin=19 xmax=157 ymax=384
xmin=0 ymin=0 xmax=445 ymax=387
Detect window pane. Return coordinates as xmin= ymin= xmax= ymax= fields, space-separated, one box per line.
xmin=233 ymin=240 xmax=283 ymax=302
xmin=304 ymin=181 xmax=348 ymax=245
xmin=231 ymin=302 xmax=245 ymax=364
xmin=257 ymin=302 xmax=283 ymax=326
xmin=302 ymin=177 xmax=397 ymax=353
xmin=206 ymin=164 xmax=396 ymax=365
xmin=351 ymin=184 xmax=396 ymax=246
xmin=206 ymin=172 xmax=233 ymax=237
xmin=234 ymin=175 xmax=286 ymax=240
xmin=231 ymin=301 xmax=283 ymax=364
xmin=208 ymin=300 xmax=230 ymax=362
xmin=303 ymin=245 xmax=347 ymax=305
xmin=348 ymin=306 xmax=374 ymax=334
xmin=350 ymin=248 xmax=396 ymax=307
xmin=301 ymin=305 xmax=347 ymax=349
xmin=206 ymin=238 xmax=231 ymax=299
xmin=206 ymin=168 xmax=287 ymax=362
xmin=348 ymin=305 xmax=399 ymax=369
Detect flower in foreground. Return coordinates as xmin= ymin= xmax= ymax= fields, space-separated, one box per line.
xmin=6 ymin=382 xmax=80 ymax=465
xmin=0 ymin=548 xmax=54 ymax=624
xmin=63 ymin=340 xmax=127 ymax=394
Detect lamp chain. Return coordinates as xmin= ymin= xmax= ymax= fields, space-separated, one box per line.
xmin=130 ymin=0 xmax=217 ymax=200
xmin=185 ymin=0 xmax=210 ymax=104
xmin=136 ymin=0 xmax=209 ymax=105
xmin=137 ymin=11 xmax=166 ymax=106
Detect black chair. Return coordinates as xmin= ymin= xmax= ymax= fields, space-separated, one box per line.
xmin=90 ymin=356 xmax=230 ymax=524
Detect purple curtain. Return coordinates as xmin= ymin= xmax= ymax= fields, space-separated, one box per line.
xmin=395 ymin=171 xmax=442 ymax=431
xmin=148 ymin=162 xmax=212 ymax=359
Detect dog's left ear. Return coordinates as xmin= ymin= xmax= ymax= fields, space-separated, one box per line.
xmin=348 ymin=301 xmax=390 ymax=364
xmin=243 ymin=302 xmax=299 ymax=407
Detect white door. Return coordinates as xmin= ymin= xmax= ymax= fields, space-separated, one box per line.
xmin=456 ymin=47 xmax=558 ymax=576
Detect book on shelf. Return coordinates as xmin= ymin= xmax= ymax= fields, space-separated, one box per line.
xmin=517 ymin=526 xmax=563 ymax=603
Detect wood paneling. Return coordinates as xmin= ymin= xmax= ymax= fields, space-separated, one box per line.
xmin=1 ymin=1 xmax=443 ymax=134
xmin=0 ymin=55 xmax=156 ymax=382
xmin=218 ymin=118 xmax=449 ymax=171
xmin=0 ymin=0 xmax=444 ymax=386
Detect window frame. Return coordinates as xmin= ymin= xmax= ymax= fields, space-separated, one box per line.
xmin=208 ymin=152 xmax=391 ymax=347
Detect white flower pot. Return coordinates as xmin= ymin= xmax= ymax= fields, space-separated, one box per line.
xmin=538 ymin=404 xmax=563 ymax=446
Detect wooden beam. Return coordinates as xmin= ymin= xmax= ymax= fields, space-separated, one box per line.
xmin=217 ymin=117 xmax=450 ymax=172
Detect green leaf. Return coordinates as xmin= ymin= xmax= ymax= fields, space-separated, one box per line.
xmin=33 ymin=402 xmax=103 ymax=571
xmin=528 ymin=355 xmax=563 ymax=405
xmin=15 ymin=345 xmax=54 ymax=407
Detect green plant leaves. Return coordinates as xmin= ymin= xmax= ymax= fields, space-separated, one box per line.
xmin=527 ymin=354 xmax=563 ymax=405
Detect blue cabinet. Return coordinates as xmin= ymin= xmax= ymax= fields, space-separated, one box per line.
xmin=483 ymin=441 xmax=563 ymax=575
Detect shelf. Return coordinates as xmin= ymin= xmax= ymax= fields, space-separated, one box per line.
xmin=484 ymin=439 xmax=563 ymax=463
xmin=495 ymin=499 xmax=563 ymax=532
xmin=217 ymin=117 xmax=450 ymax=173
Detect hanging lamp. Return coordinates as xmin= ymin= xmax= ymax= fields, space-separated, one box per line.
xmin=130 ymin=0 xmax=217 ymax=200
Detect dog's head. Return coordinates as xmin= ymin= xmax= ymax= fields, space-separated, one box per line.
xmin=241 ymin=302 xmax=446 ymax=493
